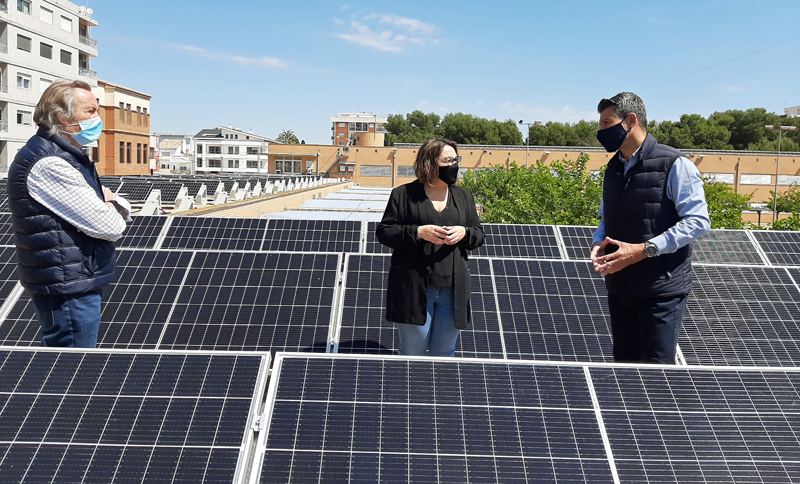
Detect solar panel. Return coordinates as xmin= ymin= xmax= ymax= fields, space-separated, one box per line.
xmin=100 ymin=178 xmax=122 ymax=193
xmin=0 ymin=348 xmax=268 ymax=484
xmin=255 ymin=354 xmax=613 ymax=484
xmin=150 ymin=182 xmax=183 ymax=203
xmin=363 ymin=221 xmax=392 ymax=254
xmin=0 ymin=246 xmax=20 ymax=301
xmin=116 ymin=181 xmax=154 ymax=202
xmin=262 ymin=219 xmax=361 ymax=252
xmin=0 ymin=250 xmax=194 ymax=348
xmin=114 ymin=215 xmax=168 ymax=249
xmin=474 ymin=224 xmax=562 ymax=259
xmin=752 ymin=230 xmax=800 ymax=266
xmin=158 ymin=252 xmax=339 ymax=353
xmin=334 ymin=255 xmax=506 ymax=358
xmin=493 ymin=259 xmax=613 ymax=362
xmin=692 ymin=229 xmax=765 ymax=265
xmin=680 ymin=265 xmax=800 ymax=366
xmin=0 ymin=185 xmax=8 ymax=212
xmin=161 ymin=217 xmax=268 ymax=251
xmin=181 ymin=181 xmax=206 ymax=197
xmin=590 ymin=365 xmax=800 ymax=483
xmin=0 ymin=213 xmax=14 ymax=246
xmin=558 ymin=225 xmax=595 ymax=260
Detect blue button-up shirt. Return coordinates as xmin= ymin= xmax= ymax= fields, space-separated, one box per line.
xmin=592 ymin=146 xmax=711 ymax=255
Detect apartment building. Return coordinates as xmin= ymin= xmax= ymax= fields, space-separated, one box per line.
xmin=92 ymin=79 xmax=151 ymax=175
xmin=153 ymin=133 xmax=192 ymax=174
xmin=331 ymin=112 xmax=387 ymax=147
xmin=0 ymin=0 xmax=98 ymax=172
xmin=786 ymin=105 xmax=800 ymax=118
xmin=193 ymin=125 xmax=276 ymax=174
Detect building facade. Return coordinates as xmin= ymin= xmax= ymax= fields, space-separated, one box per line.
xmin=193 ymin=126 xmax=276 ymax=174
xmin=92 ymin=79 xmax=150 ymax=176
xmin=331 ymin=112 xmax=387 ymax=147
xmin=0 ymin=0 xmax=98 ymax=172
xmin=786 ymin=105 xmax=800 ymax=118
xmin=153 ymin=133 xmax=191 ymax=174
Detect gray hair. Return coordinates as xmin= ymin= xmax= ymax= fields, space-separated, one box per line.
xmin=33 ymin=79 xmax=93 ymax=136
xmin=597 ymin=92 xmax=647 ymax=129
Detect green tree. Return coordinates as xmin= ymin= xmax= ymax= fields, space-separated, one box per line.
xmin=276 ymin=129 xmax=299 ymax=144
xmin=385 ymin=111 xmax=441 ymax=144
xmin=459 ymin=154 xmax=602 ymax=225
xmin=702 ymin=181 xmax=752 ymax=229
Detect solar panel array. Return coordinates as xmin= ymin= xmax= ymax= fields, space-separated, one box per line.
xmin=0 ymin=348 xmax=269 ymax=484
xmin=256 ymin=354 xmax=800 ymax=484
xmin=752 ymin=230 xmax=800 ymax=266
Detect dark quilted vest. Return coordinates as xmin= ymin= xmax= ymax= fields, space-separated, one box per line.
xmin=602 ymin=134 xmax=692 ymax=297
xmin=8 ymin=126 xmax=116 ymax=295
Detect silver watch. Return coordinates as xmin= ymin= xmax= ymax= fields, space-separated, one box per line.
xmin=644 ymin=241 xmax=658 ymax=258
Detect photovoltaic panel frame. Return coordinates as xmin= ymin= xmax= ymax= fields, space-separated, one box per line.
xmin=114 ymin=215 xmax=169 ymax=249
xmin=262 ymin=219 xmax=362 ymax=252
xmin=363 ymin=221 xmax=391 ymax=254
xmin=161 ymin=217 xmax=269 ymax=251
xmin=158 ymin=251 xmax=340 ymax=354
xmin=751 ymin=230 xmax=800 ymax=266
xmin=558 ymin=225 xmax=595 ymax=260
xmin=474 ymin=224 xmax=562 ymax=259
xmin=0 ymin=347 xmax=270 ymax=484
xmin=691 ymin=229 xmax=766 ymax=265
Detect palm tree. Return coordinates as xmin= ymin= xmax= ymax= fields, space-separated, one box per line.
xmin=277 ymin=129 xmax=299 ymax=144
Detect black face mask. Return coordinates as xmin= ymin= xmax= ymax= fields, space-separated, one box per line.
xmin=438 ymin=164 xmax=459 ymax=185
xmin=596 ymin=118 xmax=631 ymax=152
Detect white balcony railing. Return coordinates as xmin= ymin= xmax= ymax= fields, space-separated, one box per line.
xmin=0 ymin=3 xmax=7 ymax=13
xmin=0 ymin=121 xmax=8 ymax=132
xmin=0 ymin=84 xmax=7 ymax=93
xmin=79 ymin=35 xmax=97 ymax=49
xmin=0 ymin=41 xmax=6 ymax=54
xmin=79 ymin=67 xmax=96 ymax=79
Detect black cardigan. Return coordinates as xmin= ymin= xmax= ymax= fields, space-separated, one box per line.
xmin=376 ymin=180 xmax=485 ymax=328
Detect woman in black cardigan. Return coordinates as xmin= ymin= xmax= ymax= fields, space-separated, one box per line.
xmin=376 ymin=139 xmax=484 ymax=356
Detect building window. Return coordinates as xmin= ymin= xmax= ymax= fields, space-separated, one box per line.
xmin=246 ymin=160 xmax=258 ymax=169
xmin=40 ymin=6 xmax=52 ymax=23
xmin=740 ymin=174 xmax=772 ymax=185
xmin=39 ymin=43 xmax=52 ymax=59
xmin=144 ymin=144 xmax=148 ymax=162
xmin=703 ymin=173 xmax=735 ymax=184
xmin=60 ymin=16 xmax=72 ymax=32
xmin=17 ymin=0 xmax=31 ymax=14
xmin=275 ymin=156 xmax=302 ymax=174
xmin=142 ymin=108 xmax=148 ymax=127
xmin=137 ymin=143 xmax=142 ymax=163
xmin=197 ymin=144 xmax=203 ymax=154
xmin=225 ymin=134 xmax=229 ymax=139
xmin=360 ymin=165 xmax=391 ymax=177
xmin=126 ymin=142 xmax=131 ymax=163
xmin=91 ymin=147 xmax=99 ymax=162
xmin=234 ymin=134 xmax=238 ymax=139
xmin=16 ymin=110 xmax=32 ymax=125
xmin=16 ymin=73 xmax=31 ymax=90
xmin=126 ymin=104 xmax=131 ymax=123
xmin=247 ymin=147 xmax=258 ymax=155
xmin=227 ymin=159 xmax=239 ymax=168
xmin=17 ymin=35 xmax=31 ymax=52
xmin=119 ymin=103 xmax=124 ymax=122
xmin=197 ymin=158 xmax=202 ymax=168
xmin=397 ymin=166 xmax=415 ymax=177
xmin=208 ymin=159 xmax=221 ymax=168
xmin=39 ymin=78 xmax=52 ymax=93
xmin=338 ymin=122 xmax=345 ymax=127
xmin=60 ymin=50 xmax=71 ymax=65
xmin=136 ymin=107 xmax=141 ymax=126
xmin=119 ymin=142 xmax=124 ymax=163
xmin=207 ymin=146 xmax=221 ymax=154
xmin=227 ymin=146 xmax=239 ymax=155
xmin=778 ymin=175 xmax=800 ymax=186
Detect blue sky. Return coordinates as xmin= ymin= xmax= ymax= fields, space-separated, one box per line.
xmin=89 ymin=0 xmax=800 ymax=144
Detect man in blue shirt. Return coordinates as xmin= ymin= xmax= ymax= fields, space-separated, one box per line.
xmin=591 ymin=92 xmax=710 ymax=364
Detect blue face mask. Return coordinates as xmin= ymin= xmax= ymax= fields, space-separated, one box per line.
xmin=61 ymin=116 xmax=103 ymax=146
xmin=596 ymin=118 xmax=630 ymax=153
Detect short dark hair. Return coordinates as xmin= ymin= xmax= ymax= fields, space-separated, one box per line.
xmin=414 ymin=138 xmax=458 ymax=186
xmin=597 ymin=92 xmax=647 ymax=128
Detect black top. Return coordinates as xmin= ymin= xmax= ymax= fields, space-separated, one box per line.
xmin=427 ymin=190 xmax=458 ymax=287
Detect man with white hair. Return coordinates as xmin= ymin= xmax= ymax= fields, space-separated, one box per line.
xmin=8 ymin=79 xmax=130 ymax=347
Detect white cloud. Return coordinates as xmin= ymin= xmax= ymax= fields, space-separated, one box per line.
xmin=437 ymin=106 xmax=449 ymax=113
xmin=171 ymin=44 xmax=287 ymax=68
xmin=340 ymin=4 xmax=351 ymax=9
xmin=418 ymin=99 xmax=428 ymax=107
xmin=333 ymin=17 xmax=345 ymax=25
xmin=724 ymin=84 xmax=745 ymax=92
xmin=335 ymin=13 xmax=441 ymax=52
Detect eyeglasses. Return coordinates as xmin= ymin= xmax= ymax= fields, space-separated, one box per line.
xmin=439 ymin=155 xmax=462 ymax=166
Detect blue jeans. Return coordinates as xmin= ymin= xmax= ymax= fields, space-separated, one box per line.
xmin=607 ymin=293 xmax=687 ymax=364
xmin=396 ymin=286 xmax=460 ymax=357
xmin=30 ymin=290 xmax=102 ymax=348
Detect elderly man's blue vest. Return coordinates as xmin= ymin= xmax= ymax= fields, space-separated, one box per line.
xmin=602 ymin=134 xmax=692 ymax=297
xmin=8 ymin=126 xmax=115 ymax=295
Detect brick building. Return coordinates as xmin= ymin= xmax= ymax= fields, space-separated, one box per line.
xmin=92 ymin=79 xmax=151 ymax=175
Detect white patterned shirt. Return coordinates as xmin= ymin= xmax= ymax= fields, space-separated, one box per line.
xmin=27 ymin=156 xmax=130 ymax=241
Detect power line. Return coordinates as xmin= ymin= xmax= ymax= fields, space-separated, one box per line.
xmin=551 ymin=35 xmax=800 ymax=122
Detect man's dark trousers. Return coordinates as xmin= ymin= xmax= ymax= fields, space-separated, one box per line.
xmin=607 ymin=293 xmax=687 ymax=364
